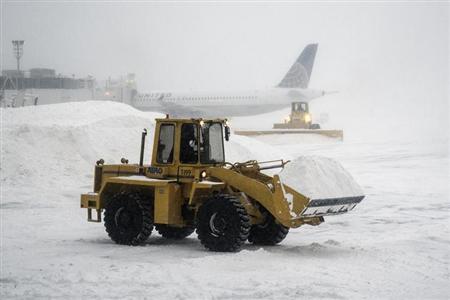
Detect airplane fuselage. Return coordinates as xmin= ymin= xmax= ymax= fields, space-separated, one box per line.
xmin=131 ymin=44 xmax=323 ymax=117
xmin=132 ymin=87 xmax=324 ymax=118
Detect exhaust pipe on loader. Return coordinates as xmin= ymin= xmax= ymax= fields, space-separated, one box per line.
xmin=139 ymin=129 xmax=147 ymax=175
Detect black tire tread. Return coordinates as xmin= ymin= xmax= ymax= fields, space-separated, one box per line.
xmin=248 ymin=209 xmax=289 ymax=245
xmin=104 ymin=191 xmax=153 ymax=246
xmin=196 ymin=194 xmax=250 ymax=252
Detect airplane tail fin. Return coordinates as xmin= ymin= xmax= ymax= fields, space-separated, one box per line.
xmin=278 ymin=43 xmax=318 ymax=89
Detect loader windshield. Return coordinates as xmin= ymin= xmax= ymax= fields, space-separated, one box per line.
xmin=200 ymin=122 xmax=225 ymax=164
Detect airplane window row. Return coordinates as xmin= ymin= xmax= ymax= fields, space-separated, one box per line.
xmin=135 ymin=95 xmax=258 ymax=103
xmin=165 ymin=96 xmax=257 ymax=101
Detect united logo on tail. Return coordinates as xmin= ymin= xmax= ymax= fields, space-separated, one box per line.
xmin=277 ymin=44 xmax=318 ymax=89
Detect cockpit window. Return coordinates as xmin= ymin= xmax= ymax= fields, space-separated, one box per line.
xmin=200 ymin=122 xmax=225 ymax=164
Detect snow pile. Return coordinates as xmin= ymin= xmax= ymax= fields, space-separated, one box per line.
xmin=2 ymin=100 xmax=151 ymax=127
xmin=1 ymin=101 xmax=283 ymax=201
xmin=280 ymin=156 xmax=364 ymax=199
xmin=1 ymin=102 xmax=159 ymax=194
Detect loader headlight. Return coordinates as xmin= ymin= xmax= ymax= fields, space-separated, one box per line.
xmin=201 ymin=170 xmax=207 ymax=178
xmin=304 ymin=113 xmax=311 ymax=123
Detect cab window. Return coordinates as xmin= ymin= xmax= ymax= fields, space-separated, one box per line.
xmin=180 ymin=123 xmax=199 ymax=164
xmin=200 ymin=122 xmax=225 ymax=164
xmin=300 ymin=103 xmax=307 ymax=112
xmin=157 ymin=124 xmax=174 ymax=164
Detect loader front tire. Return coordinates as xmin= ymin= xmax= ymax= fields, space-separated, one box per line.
xmin=196 ymin=194 xmax=250 ymax=252
xmin=104 ymin=191 xmax=153 ymax=246
xmin=155 ymin=225 xmax=194 ymax=239
xmin=248 ymin=211 xmax=289 ymax=245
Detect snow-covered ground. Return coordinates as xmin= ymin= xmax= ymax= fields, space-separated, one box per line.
xmin=1 ymin=102 xmax=449 ymax=299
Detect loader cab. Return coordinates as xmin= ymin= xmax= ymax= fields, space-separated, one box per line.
xmin=151 ymin=118 xmax=227 ymax=178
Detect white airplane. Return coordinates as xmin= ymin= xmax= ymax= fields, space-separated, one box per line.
xmin=132 ymin=44 xmax=326 ymax=118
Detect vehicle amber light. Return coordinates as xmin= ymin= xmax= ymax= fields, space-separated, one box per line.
xmin=304 ymin=114 xmax=311 ymax=123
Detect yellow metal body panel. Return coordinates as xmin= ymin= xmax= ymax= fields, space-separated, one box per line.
xmin=80 ymin=193 xmax=100 ymax=209
xmin=80 ymin=193 xmax=102 ymax=222
xmin=95 ymin=175 xmax=173 ymax=210
xmin=154 ymin=183 xmax=184 ymax=225
xmin=101 ymin=164 xmax=140 ymax=178
xmin=105 ymin=175 xmax=173 ymax=187
xmin=188 ymin=180 xmax=226 ymax=205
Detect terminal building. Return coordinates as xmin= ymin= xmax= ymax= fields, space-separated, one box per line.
xmin=1 ymin=68 xmax=136 ymax=107
xmin=1 ymin=68 xmax=95 ymax=107
xmin=1 ymin=40 xmax=137 ymax=107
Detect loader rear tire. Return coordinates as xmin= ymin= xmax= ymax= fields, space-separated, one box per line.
xmin=248 ymin=211 xmax=289 ymax=245
xmin=155 ymin=225 xmax=194 ymax=239
xmin=196 ymin=194 xmax=250 ymax=252
xmin=104 ymin=191 xmax=153 ymax=246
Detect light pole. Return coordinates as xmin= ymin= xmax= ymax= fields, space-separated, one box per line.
xmin=12 ymin=40 xmax=24 ymax=73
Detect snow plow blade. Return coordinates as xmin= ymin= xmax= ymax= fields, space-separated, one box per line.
xmin=234 ymin=129 xmax=343 ymax=140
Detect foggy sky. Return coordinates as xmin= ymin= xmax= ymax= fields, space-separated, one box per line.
xmin=1 ymin=1 xmax=449 ymax=138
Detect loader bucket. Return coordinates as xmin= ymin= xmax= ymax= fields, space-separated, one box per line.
xmin=282 ymin=182 xmax=363 ymax=218
xmin=300 ymin=196 xmax=364 ymax=216
xmin=279 ymin=156 xmax=364 ymax=219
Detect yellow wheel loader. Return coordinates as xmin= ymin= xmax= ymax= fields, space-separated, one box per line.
xmin=274 ymin=102 xmax=317 ymax=129
xmin=80 ymin=117 xmax=363 ymax=252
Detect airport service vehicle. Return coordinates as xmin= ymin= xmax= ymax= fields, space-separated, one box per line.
xmin=235 ymin=101 xmax=344 ymax=140
xmin=80 ymin=117 xmax=362 ymax=252
xmin=273 ymin=102 xmax=320 ymax=129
